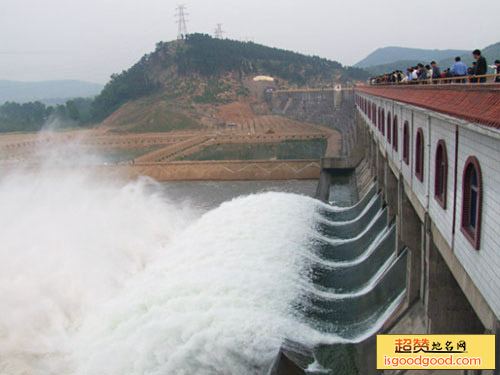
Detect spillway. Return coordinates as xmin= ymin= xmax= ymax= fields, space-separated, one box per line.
xmin=269 ymin=183 xmax=408 ymax=374
xmin=0 ymin=169 xmax=406 ymax=374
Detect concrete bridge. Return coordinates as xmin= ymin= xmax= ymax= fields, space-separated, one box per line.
xmin=268 ymin=84 xmax=500 ymax=374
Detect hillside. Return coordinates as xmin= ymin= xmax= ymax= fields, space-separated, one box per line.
xmin=0 ymin=35 xmax=368 ymax=134
xmin=91 ymin=34 xmax=369 ymax=128
xmin=0 ymin=80 xmax=103 ymax=105
xmin=355 ymin=46 xmax=468 ymax=69
xmin=363 ymin=59 xmax=424 ymax=76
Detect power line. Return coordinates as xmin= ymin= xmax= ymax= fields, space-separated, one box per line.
xmin=175 ymin=4 xmax=189 ymax=40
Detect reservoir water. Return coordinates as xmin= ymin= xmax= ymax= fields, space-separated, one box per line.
xmin=0 ymin=169 xmax=403 ymax=374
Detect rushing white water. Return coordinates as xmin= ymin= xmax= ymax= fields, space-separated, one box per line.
xmin=0 ymin=169 xmax=336 ymax=374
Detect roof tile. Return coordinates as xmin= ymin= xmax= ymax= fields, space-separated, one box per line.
xmin=355 ymin=85 xmax=500 ymax=130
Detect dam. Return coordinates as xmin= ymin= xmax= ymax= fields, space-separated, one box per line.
xmin=266 ymin=84 xmax=500 ymax=374
xmin=0 ymin=84 xmax=499 ymax=375
xmin=0 ymin=170 xmax=403 ymax=374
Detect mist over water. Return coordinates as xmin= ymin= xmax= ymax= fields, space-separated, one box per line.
xmin=0 ymin=161 xmax=335 ymax=374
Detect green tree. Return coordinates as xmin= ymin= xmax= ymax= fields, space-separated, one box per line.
xmin=65 ymin=100 xmax=80 ymax=122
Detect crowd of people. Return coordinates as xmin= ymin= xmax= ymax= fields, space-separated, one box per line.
xmin=371 ymin=49 xmax=500 ymax=85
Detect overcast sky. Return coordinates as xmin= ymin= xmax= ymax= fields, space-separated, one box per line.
xmin=1 ymin=0 xmax=499 ymax=84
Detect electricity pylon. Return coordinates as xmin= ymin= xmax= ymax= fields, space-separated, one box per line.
xmin=175 ymin=5 xmax=189 ymax=40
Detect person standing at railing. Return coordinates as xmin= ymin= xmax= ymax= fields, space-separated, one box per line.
xmin=425 ymin=65 xmax=432 ymax=83
xmin=417 ymin=64 xmax=428 ymax=83
xmin=495 ymin=60 xmax=500 ymax=83
xmin=431 ymin=62 xmax=440 ymax=77
xmin=403 ymin=68 xmax=412 ymax=83
xmin=473 ymin=49 xmax=487 ymax=83
xmin=431 ymin=61 xmax=441 ymax=84
xmin=450 ymin=57 xmax=468 ymax=83
xmin=401 ymin=72 xmax=409 ymax=83
xmin=469 ymin=62 xmax=478 ymax=83
xmin=412 ymin=66 xmax=419 ymax=81
xmin=443 ymin=68 xmax=453 ymax=84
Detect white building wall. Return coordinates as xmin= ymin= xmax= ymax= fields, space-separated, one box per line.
xmin=400 ymin=107 xmax=413 ymax=187
xmin=377 ymin=101 xmax=385 ymax=145
xmin=385 ymin=102 xmax=394 ymax=161
xmin=454 ymin=128 xmax=500 ymax=318
xmin=411 ymin=112 xmax=430 ymax=210
xmin=355 ymin=92 xmax=500 ymax=320
xmin=393 ymin=104 xmax=403 ymax=169
xmin=388 ymin=104 xmax=400 ymax=166
xmin=384 ymin=101 xmax=394 ymax=154
xmin=428 ymin=118 xmax=456 ymax=248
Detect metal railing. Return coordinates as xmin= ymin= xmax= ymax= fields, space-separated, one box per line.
xmin=369 ymin=73 xmax=500 ymax=86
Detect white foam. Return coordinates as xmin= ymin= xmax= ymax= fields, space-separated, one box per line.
xmin=0 ymin=170 xmax=336 ymax=374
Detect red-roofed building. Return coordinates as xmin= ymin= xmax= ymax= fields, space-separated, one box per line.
xmin=355 ymin=84 xmax=500 ymax=333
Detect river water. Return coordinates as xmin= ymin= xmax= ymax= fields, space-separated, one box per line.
xmin=158 ymin=180 xmax=318 ymax=210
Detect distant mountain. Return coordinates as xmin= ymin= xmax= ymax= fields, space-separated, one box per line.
xmin=362 ymin=59 xmax=424 ymax=76
xmin=0 ymin=80 xmax=103 ymax=104
xmin=438 ymin=41 xmax=500 ymax=71
xmin=355 ymin=47 xmax=468 ymax=69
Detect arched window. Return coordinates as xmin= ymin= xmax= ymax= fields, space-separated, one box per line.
xmin=403 ymin=121 xmax=410 ymax=165
xmin=379 ymin=109 xmax=384 ymax=132
xmin=386 ymin=112 xmax=391 ymax=143
xmin=415 ymin=128 xmax=424 ymax=182
xmin=392 ymin=116 xmax=398 ymax=151
xmin=434 ymin=140 xmax=448 ymax=209
xmin=383 ymin=112 xmax=389 ymax=137
xmin=461 ymin=157 xmax=483 ymax=250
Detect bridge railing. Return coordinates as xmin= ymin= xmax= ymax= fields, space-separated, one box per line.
xmin=369 ymin=73 xmax=500 ymax=86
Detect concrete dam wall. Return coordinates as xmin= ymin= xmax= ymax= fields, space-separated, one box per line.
xmin=268 ymin=89 xmax=357 ymax=156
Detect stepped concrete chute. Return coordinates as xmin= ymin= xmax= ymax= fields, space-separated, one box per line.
xmin=313 ymin=207 xmax=388 ymax=263
xmin=303 ymin=193 xmax=406 ymax=340
xmin=303 ymin=250 xmax=407 ymax=338
xmin=318 ymin=183 xmax=377 ymax=222
xmin=311 ymin=224 xmax=396 ymax=292
xmin=316 ymin=193 xmax=382 ymax=239
xmin=269 ymin=164 xmax=406 ymax=375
